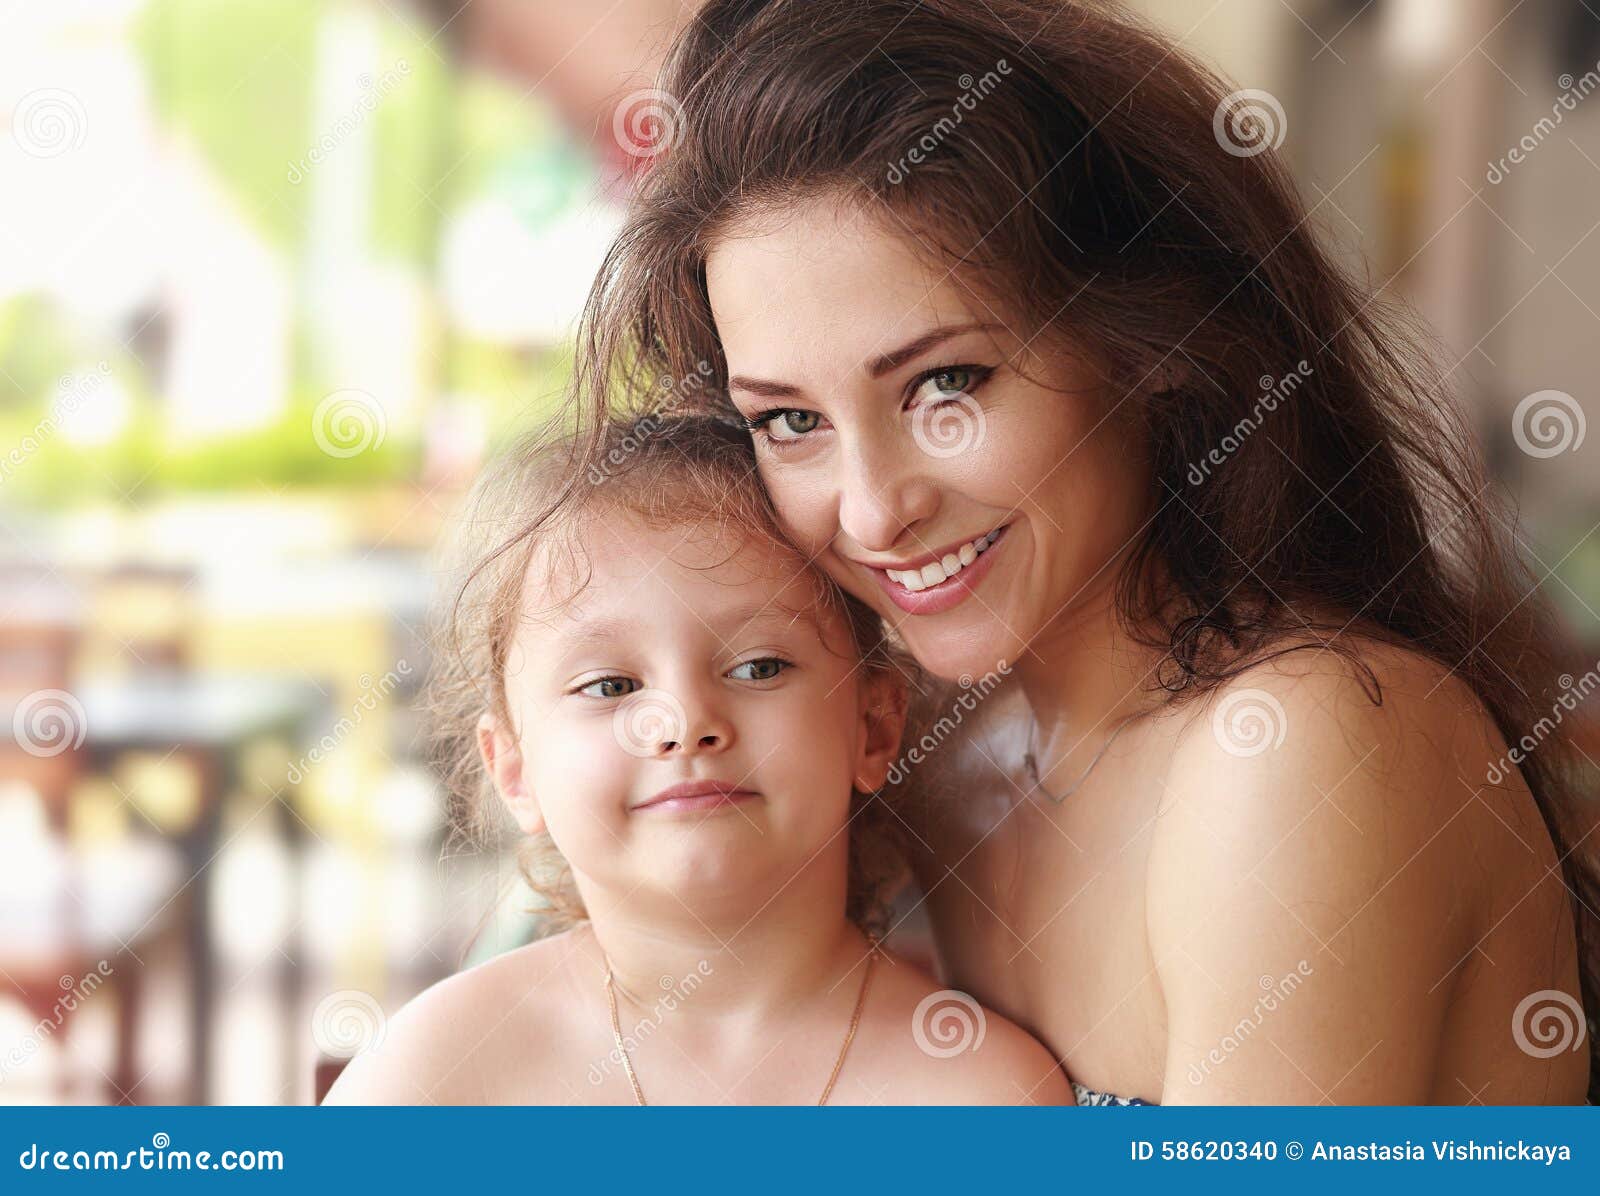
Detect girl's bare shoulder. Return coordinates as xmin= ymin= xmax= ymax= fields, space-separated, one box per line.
xmin=320 ymin=927 xmax=596 ymax=1105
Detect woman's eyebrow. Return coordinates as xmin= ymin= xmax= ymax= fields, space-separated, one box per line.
xmin=726 ymin=321 xmax=998 ymax=398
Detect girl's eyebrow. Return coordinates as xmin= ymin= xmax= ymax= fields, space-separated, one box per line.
xmin=726 ymin=321 xmax=998 ymax=399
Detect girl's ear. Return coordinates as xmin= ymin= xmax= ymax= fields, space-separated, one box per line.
xmin=477 ymin=710 xmax=545 ymax=835
xmin=853 ymin=673 xmax=909 ymax=793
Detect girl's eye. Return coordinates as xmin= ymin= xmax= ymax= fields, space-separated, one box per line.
xmin=728 ymin=657 xmax=789 ymax=682
xmin=578 ymin=676 xmax=639 ymax=699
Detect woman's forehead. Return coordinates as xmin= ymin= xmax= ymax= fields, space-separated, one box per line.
xmin=706 ymin=202 xmax=982 ymax=373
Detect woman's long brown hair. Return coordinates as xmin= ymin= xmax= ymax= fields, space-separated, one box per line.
xmin=565 ymin=0 xmax=1599 ymax=1097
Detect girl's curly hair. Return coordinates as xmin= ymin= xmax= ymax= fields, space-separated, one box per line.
xmin=425 ymin=411 xmax=921 ymax=940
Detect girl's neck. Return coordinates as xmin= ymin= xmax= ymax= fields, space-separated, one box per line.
xmin=574 ymin=858 xmax=871 ymax=1030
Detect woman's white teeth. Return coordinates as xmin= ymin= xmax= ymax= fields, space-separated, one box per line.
xmin=888 ymin=529 xmax=1002 ymax=591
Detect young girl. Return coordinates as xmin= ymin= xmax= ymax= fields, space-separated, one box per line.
xmin=324 ymin=414 xmax=1071 ymax=1106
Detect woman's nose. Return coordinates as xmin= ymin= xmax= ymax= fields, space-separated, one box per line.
xmin=836 ymin=441 xmax=939 ymax=553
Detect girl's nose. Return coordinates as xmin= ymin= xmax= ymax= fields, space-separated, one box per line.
xmin=837 ymin=442 xmax=939 ymax=553
xmin=658 ymin=692 xmax=734 ymax=755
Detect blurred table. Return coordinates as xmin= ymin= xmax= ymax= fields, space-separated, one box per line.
xmin=79 ymin=672 xmax=326 ymax=1104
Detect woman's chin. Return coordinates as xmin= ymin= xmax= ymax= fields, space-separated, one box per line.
xmin=898 ymin=625 xmax=1023 ymax=688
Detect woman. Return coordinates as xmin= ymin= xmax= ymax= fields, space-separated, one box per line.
xmin=568 ymin=0 xmax=1598 ymax=1103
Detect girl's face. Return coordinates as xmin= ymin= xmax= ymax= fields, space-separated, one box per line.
xmin=478 ymin=506 xmax=903 ymax=913
xmin=706 ymin=199 xmax=1150 ymax=681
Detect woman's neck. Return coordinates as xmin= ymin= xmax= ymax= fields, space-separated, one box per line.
xmin=1015 ymin=563 xmax=1172 ymax=766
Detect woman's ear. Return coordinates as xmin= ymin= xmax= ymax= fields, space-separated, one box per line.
xmin=853 ymin=673 xmax=909 ymax=793
xmin=477 ymin=710 xmax=545 ymax=835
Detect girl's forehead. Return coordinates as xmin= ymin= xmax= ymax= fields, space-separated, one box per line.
xmin=527 ymin=505 xmax=828 ymax=625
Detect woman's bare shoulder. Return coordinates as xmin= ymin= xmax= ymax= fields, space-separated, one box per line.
xmin=1145 ymin=633 xmax=1565 ymax=1099
xmin=321 ymin=927 xmax=591 ymax=1105
xmin=851 ymin=945 xmax=1073 ymax=1106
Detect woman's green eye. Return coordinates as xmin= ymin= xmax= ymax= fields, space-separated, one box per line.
xmin=730 ymin=658 xmax=787 ymax=681
xmin=931 ymin=367 xmax=972 ymax=395
xmin=770 ymin=409 xmax=820 ymax=438
xmin=580 ymin=676 xmax=638 ymax=698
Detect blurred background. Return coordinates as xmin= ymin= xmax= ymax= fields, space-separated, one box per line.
xmin=0 ymin=0 xmax=1596 ymax=1105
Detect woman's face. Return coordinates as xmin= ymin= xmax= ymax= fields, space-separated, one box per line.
xmin=706 ymin=199 xmax=1150 ymax=681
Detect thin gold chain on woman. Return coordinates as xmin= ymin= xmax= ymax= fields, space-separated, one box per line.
xmin=601 ymin=939 xmax=880 ymax=1105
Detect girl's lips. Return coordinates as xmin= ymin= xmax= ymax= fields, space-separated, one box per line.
xmin=632 ymin=780 xmax=759 ymax=816
xmin=865 ymin=523 xmax=1011 ymax=615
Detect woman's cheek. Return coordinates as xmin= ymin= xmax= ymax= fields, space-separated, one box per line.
xmin=757 ymin=457 xmax=836 ymax=557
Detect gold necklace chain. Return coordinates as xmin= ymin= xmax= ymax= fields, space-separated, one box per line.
xmin=601 ymin=939 xmax=880 ymax=1105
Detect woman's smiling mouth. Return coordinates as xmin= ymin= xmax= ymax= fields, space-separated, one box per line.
xmin=856 ymin=523 xmax=1012 ymax=615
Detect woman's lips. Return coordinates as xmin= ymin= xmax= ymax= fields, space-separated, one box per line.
xmin=863 ymin=523 xmax=1011 ymax=615
xmin=631 ymin=779 xmax=759 ymax=815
